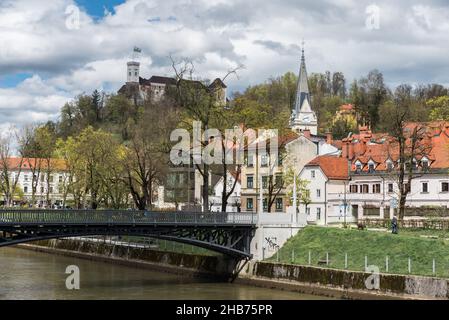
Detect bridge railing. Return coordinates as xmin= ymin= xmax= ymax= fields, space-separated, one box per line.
xmin=0 ymin=210 xmax=258 ymax=225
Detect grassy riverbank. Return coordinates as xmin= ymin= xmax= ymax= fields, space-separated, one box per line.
xmin=268 ymin=226 xmax=449 ymax=278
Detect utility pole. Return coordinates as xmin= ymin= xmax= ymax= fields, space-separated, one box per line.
xmin=293 ymin=173 xmax=297 ymax=223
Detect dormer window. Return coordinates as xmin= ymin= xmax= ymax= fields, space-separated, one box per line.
xmin=368 ymin=160 xmax=375 ymax=173
xmin=422 ymin=157 xmax=429 ymax=171
xmin=386 ymin=160 xmax=393 ymax=172
xmin=355 ymin=161 xmax=362 ymax=173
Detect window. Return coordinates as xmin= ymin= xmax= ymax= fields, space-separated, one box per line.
xmin=263 ymin=198 xmax=268 ymax=211
xmin=373 ymin=184 xmax=381 ymax=194
xmin=24 ymin=174 xmax=28 ymax=182
xmin=386 ymin=161 xmax=394 ymax=172
xmin=262 ymin=176 xmax=268 ymax=188
xmin=49 ymin=187 xmax=53 ymax=193
xmin=40 ymin=187 xmax=44 ymax=193
xmin=442 ymin=182 xmax=449 ymax=193
xmin=24 ymin=186 xmax=28 ymax=193
xmin=388 ymin=183 xmax=394 ymax=193
xmin=355 ymin=163 xmax=362 ymax=173
xmin=278 ymin=156 xmax=283 ymax=166
xmin=422 ymin=159 xmax=429 ymax=171
xmin=247 ymin=155 xmax=254 ymax=167
xmin=275 ymin=198 xmax=283 ymax=211
xmin=311 ymin=170 xmax=316 ymax=179
xmin=49 ymin=175 xmax=54 ymax=183
xmin=362 ymin=184 xmax=369 ymax=194
xmin=246 ymin=198 xmax=253 ymax=210
xmin=306 ymin=207 xmax=311 ymax=215
xmin=368 ymin=162 xmax=375 ymax=173
xmin=350 ymin=185 xmax=358 ymax=193
xmin=422 ymin=182 xmax=428 ymax=193
xmin=275 ymin=175 xmax=283 ymax=187
xmin=317 ymin=208 xmax=321 ymax=220
xmin=261 ymin=155 xmax=268 ymax=167
xmin=135 ymin=71 xmax=138 ymax=76
xmin=247 ymin=176 xmax=254 ymax=188
xmin=59 ymin=175 xmax=63 ymax=183
xmin=40 ymin=175 xmax=45 ymax=182
xmin=316 ymin=189 xmax=321 ymax=198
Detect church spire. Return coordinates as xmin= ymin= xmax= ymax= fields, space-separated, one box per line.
xmin=294 ymin=41 xmax=310 ymax=115
xmin=290 ymin=40 xmax=318 ymax=135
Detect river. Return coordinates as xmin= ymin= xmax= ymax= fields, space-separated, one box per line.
xmin=0 ymin=247 xmax=329 ymax=300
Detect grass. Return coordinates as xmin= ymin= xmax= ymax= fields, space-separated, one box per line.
xmin=267 ymin=226 xmax=449 ymax=278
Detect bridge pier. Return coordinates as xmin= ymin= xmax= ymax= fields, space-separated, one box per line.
xmin=249 ymin=212 xmax=306 ymax=261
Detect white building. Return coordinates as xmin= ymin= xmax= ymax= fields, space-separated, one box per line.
xmin=299 ymin=155 xmax=355 ymax=225
xmin=210 ymin=172 xmax=241 ymax=212
xmin=1 ymin=158 xmax=70 ymax=208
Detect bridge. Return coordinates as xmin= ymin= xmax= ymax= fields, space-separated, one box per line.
xmin=0 ymin=210 xmax=257 ymax=259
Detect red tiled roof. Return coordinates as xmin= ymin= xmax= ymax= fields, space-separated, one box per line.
xmin=339 ymin=104 xmax=354 ymax=111
xmin=345 ymin=121 xmax=449 ymax=172
xmin=305 ymin=155 xmax=349 ymax=180
xmin=3 ymin=158 xmax=67 ymax=171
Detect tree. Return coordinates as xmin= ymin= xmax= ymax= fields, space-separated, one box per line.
xmin=35 ymin=125 xmax=58 ymax=207
xmin=170 ymin=57 xmax=241 ymax=212
xmin=379 ymin=85 xmax=433 ymax=219
xmin=124 ymin=102 xmax=178 ymax=210
xmin=17 ymin=124 xmax=42 ymax=207
xmin=284 ymin=168 xmax=311 ymax=212
xmin=350 ymin=70 xmax=388 ymax=129
xmin=428 ymin=96 xmax=449 ymax=121
xmin=57 ymin=127 xmax=125 ymax=209
xmin=0 ymin=128 xmax=24 ymax=207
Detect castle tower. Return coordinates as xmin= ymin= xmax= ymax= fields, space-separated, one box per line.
xmin=127 ymin=61 xmax=140 ymax=83
xmin=126 ymin=47 xmax=141 ymax=83
xmin=290 ymin=44 xmax=318 ymax=135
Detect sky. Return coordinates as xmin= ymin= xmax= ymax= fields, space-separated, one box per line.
xmin=1 ymin=0 xmax=449 ymax=130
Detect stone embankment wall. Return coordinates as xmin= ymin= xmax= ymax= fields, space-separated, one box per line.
xmin=236 ymin=260 xmax=449 ymax=299
xmin=20 ymin=239 xmax=237 ymax=280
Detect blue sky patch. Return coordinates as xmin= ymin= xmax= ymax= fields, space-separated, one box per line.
xmin=75 ymin=0 xmax=125 ymax=19
xmin=0 ymin=73 xmax=33 ymax=88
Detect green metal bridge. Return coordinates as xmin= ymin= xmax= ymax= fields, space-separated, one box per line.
xmin=0 ymin=210 xmax=258 ymax=258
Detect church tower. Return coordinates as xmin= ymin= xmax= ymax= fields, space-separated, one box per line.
xmin=290 ymin=45 xmax=318 ymax=135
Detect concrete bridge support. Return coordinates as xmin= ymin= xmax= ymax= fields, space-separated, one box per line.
xmin=250 ymin=212 xmax=306 ymax=261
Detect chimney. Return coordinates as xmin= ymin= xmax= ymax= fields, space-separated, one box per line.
xmin=342 ymin=138 xmax=354 ymax=160
xmin=325 ymin=132 xmax=333 ymax=145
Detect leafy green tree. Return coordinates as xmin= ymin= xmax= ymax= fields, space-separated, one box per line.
xmin=428 ymin=96 xmax=449 ymax=121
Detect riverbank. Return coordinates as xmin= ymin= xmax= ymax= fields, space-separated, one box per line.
xmin=17 ymin=239 xmax=238 ymax=281
xmin=16 ymin=238 xmax=447 ymax=300
xmin=236 ymin=260 xmax=449 ymax=300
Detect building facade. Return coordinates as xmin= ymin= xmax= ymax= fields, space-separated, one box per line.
xmin=1 ymin=158 xmax=70 ymax=208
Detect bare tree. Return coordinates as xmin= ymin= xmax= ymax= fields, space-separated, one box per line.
xmin=170 ymin=56 xmax=243 ymax=212
xmin=381 ymin=85 xmax=433 ymax=219
xmin=0 ymin=129 xmax=24 ymax=207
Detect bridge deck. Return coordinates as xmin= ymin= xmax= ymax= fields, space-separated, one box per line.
xmin=0 ymin=210 xmax=258 ymax=226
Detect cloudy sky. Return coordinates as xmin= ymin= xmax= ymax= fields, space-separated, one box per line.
xmin=1 ymin=0 xmax=449 ymax=129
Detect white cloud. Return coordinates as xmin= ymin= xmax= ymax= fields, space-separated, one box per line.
xmin=0 ymin=0 xmax=449 ymax=128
